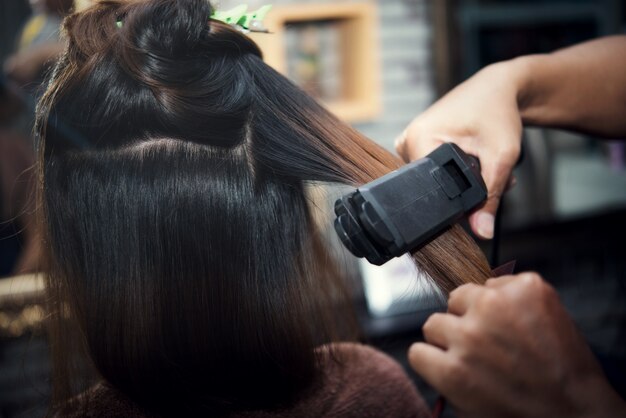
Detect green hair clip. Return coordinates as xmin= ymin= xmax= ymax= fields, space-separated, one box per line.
xmin=211 ymin=4 xmax=272 ymax=33
xmin=114 ymin=4 xmax=272 ymax=32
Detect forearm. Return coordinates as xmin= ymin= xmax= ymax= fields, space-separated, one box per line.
xmin=509 ymin=36 xmax=626 ymax=137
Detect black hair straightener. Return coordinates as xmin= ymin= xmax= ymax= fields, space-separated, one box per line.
xmin=334 ymin=143 xmax=487 ymax=265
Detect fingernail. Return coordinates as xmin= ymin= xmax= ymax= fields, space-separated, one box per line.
xmin=475 ymin=212 xmax=494 ymax=239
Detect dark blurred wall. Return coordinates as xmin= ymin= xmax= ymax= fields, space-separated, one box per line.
xmin=0 ymin=1 xmax=32 ymax=62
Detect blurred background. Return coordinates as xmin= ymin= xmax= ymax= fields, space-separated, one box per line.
xmin=1 ymin=0 xmax=625 ymax=417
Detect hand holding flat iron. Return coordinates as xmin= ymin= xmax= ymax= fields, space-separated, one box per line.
xmin=396 ymin=36 xmax=626 ymax=239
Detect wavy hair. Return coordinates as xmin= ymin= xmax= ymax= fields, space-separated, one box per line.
xmin=37 ymin=0 xmax=491 ymax=415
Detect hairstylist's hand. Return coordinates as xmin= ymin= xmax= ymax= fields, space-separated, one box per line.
xmin=408 ymin=272 xmax=626 ymax=418
xmin=396 ymin=62 xmax=525 ymax=239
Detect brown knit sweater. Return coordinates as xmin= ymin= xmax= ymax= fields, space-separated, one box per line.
xmin=68 ymin=343 xmax=430 ymax=418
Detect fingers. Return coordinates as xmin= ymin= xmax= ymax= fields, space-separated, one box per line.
xmin=447 ymin=283 xmax=484 ymax=315
xmin=473 ymin=176 xmax=505 ymax=239
xmin=422 ymin=313 xmax=460 ymax=348
xmin=470 ymin=211 xmax=496 ymax=240
xmin=394 ymin=130 xmax=408 ymax=160
xmin=407 ymin=342 xmax=451 ymax=391
xmin=394 ymin=126 xmax=449 ymax=163
xmin=485 ymin=274 xmax=518 ymax=288
xmin=485 ymin=273 xmax=553 ymax=309
xmin=467 ymin=174 xmax=516 ymax=240
xmin=469 ymin=153 xmax=518 ymax=239
xmin=396 ymin=130 xmax=482 ymax=167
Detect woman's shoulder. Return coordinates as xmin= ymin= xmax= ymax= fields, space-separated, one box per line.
xmin=63 ymin=343 xmax=430 ymax=418
xmin=234 ymin=342 xmax=431 ymax=418
xmin=305 ymin=342 xmax=431 ymax=418
xmin=54 ymin=382 xmax=154 ymax=418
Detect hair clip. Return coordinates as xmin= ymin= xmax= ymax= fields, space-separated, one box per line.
xmin=211 ymin=4 xmax=272 ymax=33
xmin=116 ymin=20 xmax=123 ymax=28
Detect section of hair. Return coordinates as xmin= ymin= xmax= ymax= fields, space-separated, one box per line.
xmin=244 ymin=55 xmax=492 ymax=293
xmin=45 ymin=139 xmax=350 ymax=415
xmin=37 ymin=0 xmax=491 ymax=416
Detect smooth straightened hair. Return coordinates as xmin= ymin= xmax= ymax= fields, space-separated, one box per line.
xmin=37 ymin=0 xmax=492 ymax=415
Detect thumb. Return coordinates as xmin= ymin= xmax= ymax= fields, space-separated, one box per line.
xmin=469 ymin=158 xmax=516 ymax=239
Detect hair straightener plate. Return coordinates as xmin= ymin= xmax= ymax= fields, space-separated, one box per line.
xmin=334 ymin=143 xmax=487 ymax=265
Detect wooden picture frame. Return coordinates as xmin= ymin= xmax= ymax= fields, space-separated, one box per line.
xmin=249 ymin=3 xmax=381 ymax=122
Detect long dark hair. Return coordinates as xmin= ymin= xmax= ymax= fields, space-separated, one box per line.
xmin=37 ymin=0 xmax=492 ymax=415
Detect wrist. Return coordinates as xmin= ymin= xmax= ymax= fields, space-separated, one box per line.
xmin=486 ymin=54 xmax=556 ymax=128
xmin=478 ymin=57 xmax=536 ymax=122
xmin=507 ymin=53 xmax=568 ymax=128
xmin=501 ymin=55 xmax=544 ymax=124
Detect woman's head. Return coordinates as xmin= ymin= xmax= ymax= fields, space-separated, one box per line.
xmin=40 ymin=0 xmax=384 ymax=412
xmin=38 ymin=0 xmax=491 ymax=414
